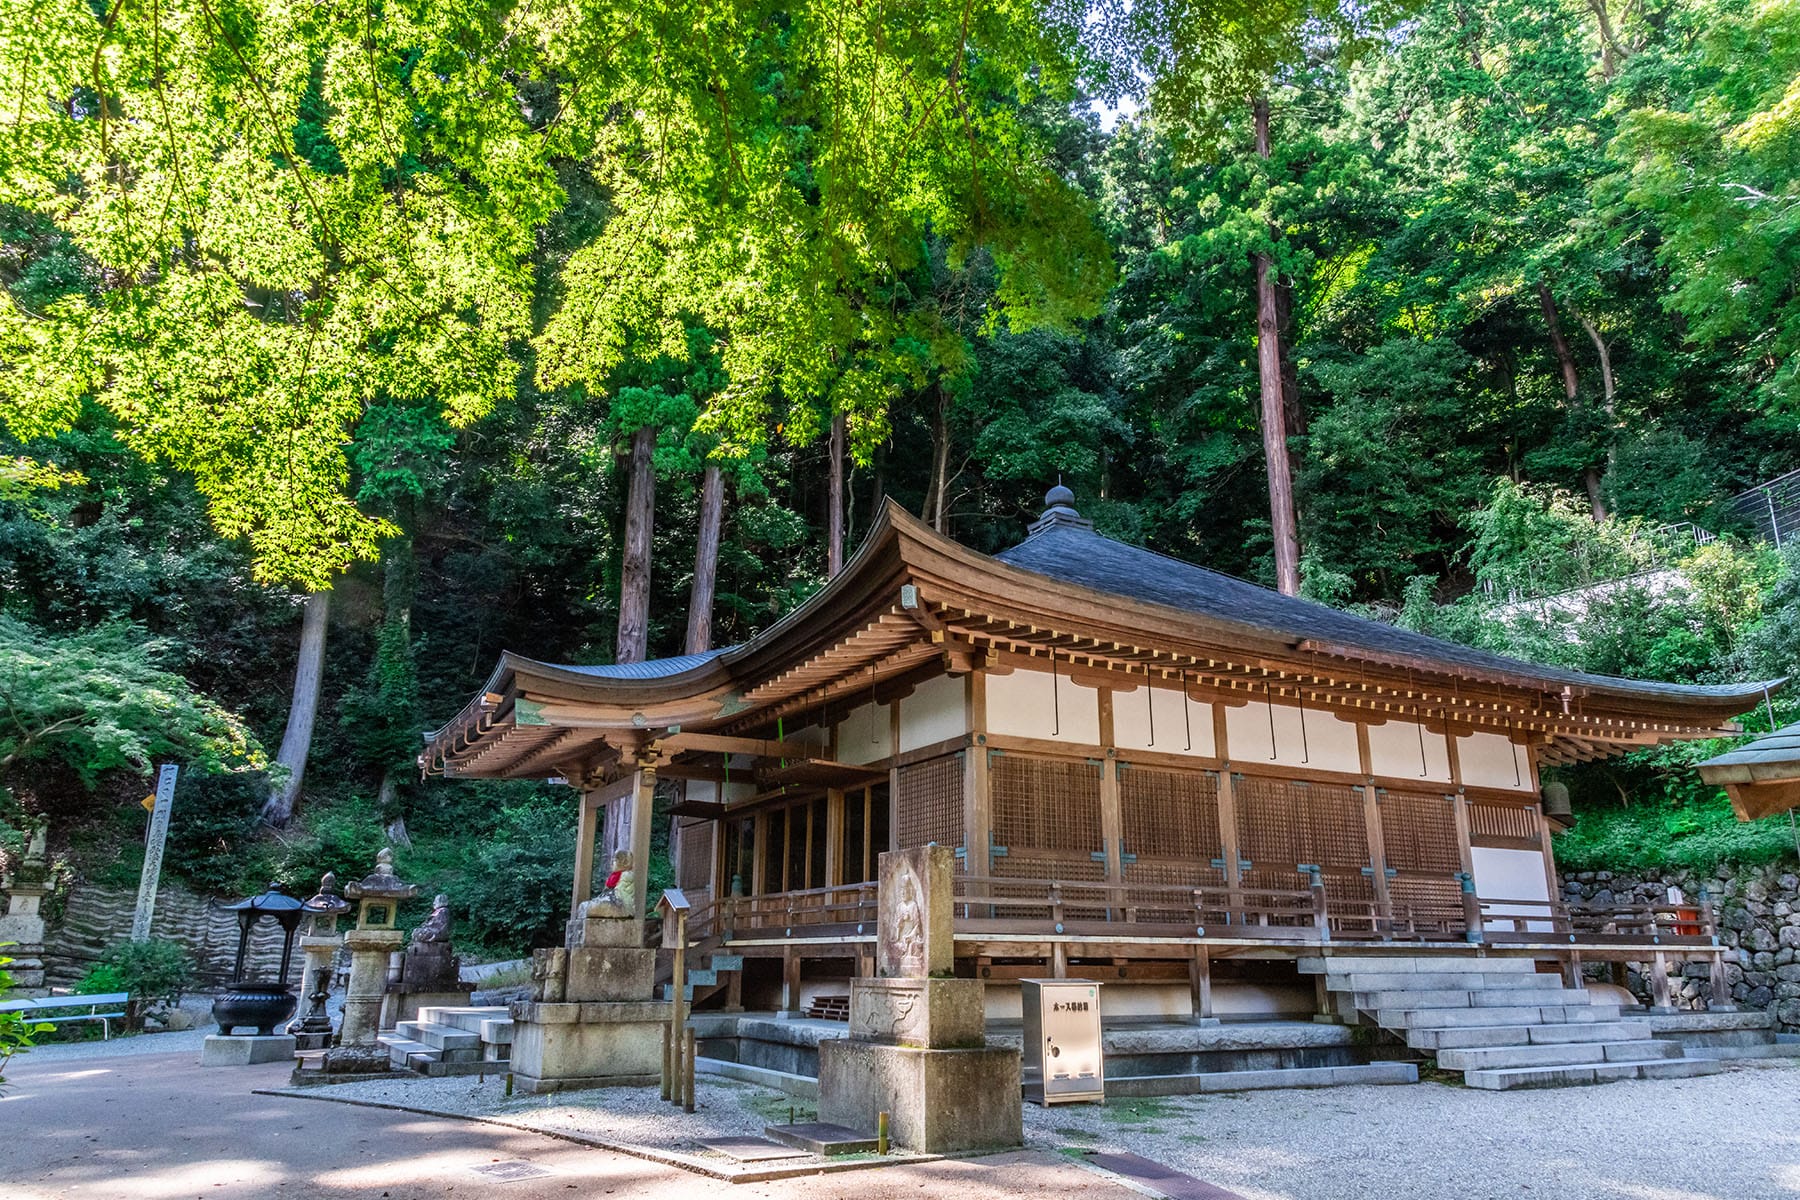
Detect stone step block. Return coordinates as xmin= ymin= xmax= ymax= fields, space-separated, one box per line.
xmin=1299 ymin=955 xmax=1539 ymax=975
xmin=377 ymin=1034 xmax=433 ymax=1068
xmin=478 ymin=1018 xmax=514 ymax=1044
xmin=1463 ymin=1055 xmax=1722 ymax=1090
xmin=1405 ymin=1021 xmax=1651 ymax=1051
xmin=1327 ymin=971 xmax=1552 ymax=993
xmin=1107 ymin=1061 xmax=1420 ymax=1097
xmin=1680 ymin=1041 xmax=1800 ymax=1061
xmin=409 ymin=1021 xmax=481 ymax=1052
xmin=1378 ymin=1005 xmax=1553 ymax=1029
xmin=1437 ymin=1039 xmax=1679 ymax=1072
xmin=1352 ymin=986 xmax=1586 ymax=1010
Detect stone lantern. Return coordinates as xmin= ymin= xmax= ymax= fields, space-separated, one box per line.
xmin=335 ymin=849 xmax=418 ymax=1056
xmin=287 ymin=872 xmax=353 ymax=1050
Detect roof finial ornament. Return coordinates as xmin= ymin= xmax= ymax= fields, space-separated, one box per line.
xmin=1030 ymin=481 xmax=1092 ymax=535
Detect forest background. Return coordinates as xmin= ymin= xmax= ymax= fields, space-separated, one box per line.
xmin=2 ymin=0 xmax=1798 ymax=956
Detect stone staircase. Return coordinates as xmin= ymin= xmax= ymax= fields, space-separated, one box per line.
xmin=1300 ymin=954 xmax=1723 ymax=1090
xmin=377 ymin=1005 xmax=513 ymax=1076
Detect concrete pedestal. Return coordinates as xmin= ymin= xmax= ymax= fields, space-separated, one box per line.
xmin=201 ymin=1034 xmax=297 ymax=1067
xmin=817 ymin=1040 xmax=1022 ymax=1153
xmin=505 ymin=999 xmax=671 ymax=1093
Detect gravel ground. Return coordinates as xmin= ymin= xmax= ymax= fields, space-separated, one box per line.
xmin=270 ymin=1072 xmax=827 ymax=1170
xmin=1023 ymin=1060 xmax=1800 ymax=1200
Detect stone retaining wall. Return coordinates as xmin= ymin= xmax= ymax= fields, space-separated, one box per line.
xmin=36 ymin=881 xmax=293 ymax=990
xmin=1560 ymin=863 xmax=1800 ymax=1030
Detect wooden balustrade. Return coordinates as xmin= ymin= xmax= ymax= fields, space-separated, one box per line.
xmin=698 ymin=876 xmax=1719 ymax=949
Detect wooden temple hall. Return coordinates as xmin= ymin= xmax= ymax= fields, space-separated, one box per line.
xmin=422 ymin=489 xmax=1775 ymax=1023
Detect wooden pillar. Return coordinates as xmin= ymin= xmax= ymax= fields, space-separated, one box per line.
xmin=571 ymin=790 xmax=599 ymax=920
xmin=1648 ymin=951 xmax=1674 ymax=1011
xmin=1213 ymin=704 xmax=1243 ymax=927
xmin=965 ymin=672 xmax=991 ymax=873
xmin=1451 ymin=789 xmax=1479 ymax=935
xmin=629 ymin=768 xmax=657 ymax=925
xmin=825 ymin=788 xmax=844 ymax=886
xmin=1708 ymin=951 xmax=1734 ymax=1010
xmin=783 ymin=948 xmax=803 ymax=1013
xmin=1362 ymin=784 xmax=1391 ymax=937
xmin=1189 ymin=946 xmax=1214 ymax=1023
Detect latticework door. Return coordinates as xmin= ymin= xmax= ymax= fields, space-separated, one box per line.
xmin=1234 ymin=775 xmax=1374 ymax=928
xmin=990 ymin=754 xmax=1105 ymax=917
xmin=1378 ymin=789 xmax=1464 ymax=935
xmin=676 ymin=817 xmax=714 ymax=897
xmin=1118 ymin=764 xmax=1224 ymax=923
xmin=895 ymin=752 xmax=964 ymax=855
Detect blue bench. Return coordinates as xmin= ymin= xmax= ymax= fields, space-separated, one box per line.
xmin=0 ymin=992 xmax=131 ymax=1039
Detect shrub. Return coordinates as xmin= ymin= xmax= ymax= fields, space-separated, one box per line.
xmin=83 ymin=939 xmax=195 ymax=1029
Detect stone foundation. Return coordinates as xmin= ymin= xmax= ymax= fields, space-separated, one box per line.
xmin=506 ymin=999 xmax=670 ymax=1093
xmin=817 ymin=1040 xmax=1022 ymax=1153
xmin=200 ymin=1034 xmax=296 ymax=1067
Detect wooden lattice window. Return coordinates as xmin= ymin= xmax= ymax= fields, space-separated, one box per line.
xmin=1378 ymin=790 xmax=1462 ymax=873
xmin=895 ymin=753 xmax=964 ymax=853
xmin=990 ymin=755 xmax=1103 ymax=858
xmin=1119 ymin=765 xmax=1221 ymax=862
xmin=1469 ymin=801 xmax=1541 ymax=849
xmin=1236 ymin=776 xmax=1368 ymax=869
xmin=676 ymin=818 xmax=714 ymax=892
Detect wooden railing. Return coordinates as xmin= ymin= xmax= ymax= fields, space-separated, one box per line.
xmin=702 ymin=877 xmax=1720 ymax=948
xmin=1479 ymin=895 xmax=1718 ymax=945
xmin=711 ymin=882 xmax=880 ymax=939
xmin=951 ymin=876 xmax=1328 ymax=941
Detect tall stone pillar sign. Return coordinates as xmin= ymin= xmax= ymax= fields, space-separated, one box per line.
xmin=817 ymin=844 xmax=1022 ymax=1153
xmin=131 ymin=764 xmax=178 ymax=942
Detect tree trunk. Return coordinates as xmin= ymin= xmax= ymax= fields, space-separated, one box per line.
xmin=617 ymin=425 xmax=656 ymax=664
xmin=685 ymin=461 xmax=725 ymax=655
xmin=827 ymin=411 xmax=846 ymax=578
xmin=263 ymin=590 xmax=330 ymax=826
xmin=1254 ymin=95 xmax=1302 ymax=597
xmin=1536 ymin=283 xmax=1609 ymax=521
xmin=1274 ymin=275 xmax=1306 ymax=438
xmin=928 ymin=387 xmax=952 ymax=532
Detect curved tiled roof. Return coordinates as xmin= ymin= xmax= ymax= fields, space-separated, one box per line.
xmin=994 ymin=517 xmax=1776 ymax=704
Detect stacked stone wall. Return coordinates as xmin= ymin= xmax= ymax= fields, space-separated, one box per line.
xmin=1560 ymin=863 xmax=1800 ymax=1030
xmin=33 ymin=881 xmax=294 ymax=991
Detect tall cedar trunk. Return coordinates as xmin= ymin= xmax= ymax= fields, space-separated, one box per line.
xmin=928 ymin=386 xmax=951 ymax=532
xmin=374 ymin=531 xmax=417 ymax=815
xmin=1274 ymin=276 xmax=1306 ymax=438
xmin=685 ymin=462 xmax=725 ymax=655
xmin=263 ymin=589 xmax=330 ymax=825
xmin=1536 ymin=283 xmax=1609 ymax=521
xmin=617 ymin=425 xmax=655 ymax=664
xmin=1254 ymin=95 xmax=1302 ymax=597
xmin=827 ymin=411 xmax=846 ymax=578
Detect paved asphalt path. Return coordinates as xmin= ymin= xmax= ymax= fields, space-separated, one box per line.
xmin=6 ymin=1048 xmax=1143 ymax=1200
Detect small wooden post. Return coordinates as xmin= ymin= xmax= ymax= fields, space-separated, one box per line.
xmin=783 ymin=948 xmax=802 ymax=1013
xmin=683 ymin=1026 xmax=697 ymax=1113
xmin=1649 ymin=951 xmax=1674 ymax=1011
xmin=1189 ymin=946 xmax=1213 ymax=1023
xmin=1708 ymin=951 xmax=1734 ymax=1011
xmin=661 ymin=1023 xmax=673 ymax=1101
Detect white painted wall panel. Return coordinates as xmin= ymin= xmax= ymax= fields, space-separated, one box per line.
xmin=835 ymin=700 xmax=893 ymax=765
xmin=984 ymin=667 xmax=1101 ymax=745
xmin=1472 ymin=845 xmax=1553 ymax=932
xmin=1366 ymin=718 xmax=1452 ymax=782
xmin=1111 ymin=685 xmax=1216 ymax=756
xmin=899 ymin=672 xmax=967 ymax=752
xmin=1222 ymin=701 xmax=1360 ymax=772
xmin=1456 ymin=732 xmax=1533 ymax=791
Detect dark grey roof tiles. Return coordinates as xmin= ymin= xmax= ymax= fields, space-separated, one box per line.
xmin=994 ymin=521 xmax=1771 ymax=703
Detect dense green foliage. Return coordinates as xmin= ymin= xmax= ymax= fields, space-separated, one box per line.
xmin=1 ymin=0 xmax=1796 ymax=949
xmin=75 ymin=939 xmax=196 ymax=1030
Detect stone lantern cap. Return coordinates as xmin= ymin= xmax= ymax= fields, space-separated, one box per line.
xmin=344 ymin=848 xmax=419 ymax=902
xmin=302 ymin=871 xmax=353 ymax=919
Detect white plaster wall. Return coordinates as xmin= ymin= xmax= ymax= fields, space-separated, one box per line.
xmin=687 ymin=780 xmax=718 ymax=805
xmin=1366 ymin=718 xmax=1452 ymax=782
xmin=1472 ymin=845 xmax=1553 ymax=932
xmin=1222 ymin=701 xmax=1360 ymax=773
xmin=899 ymin=672 xmax=967 ymax=753
xmin=1457 ymin=731 xmax=1533 ymax=791
xmin=785 ymin=722 xmax=829 ymax=752
xmin=984 ymin=667 xmax=1101 ymax=745
xmin=1112 ymin=685 xmax=1217 ymax=757
xmin=835 ymin=699 xmax=893 ymax=766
